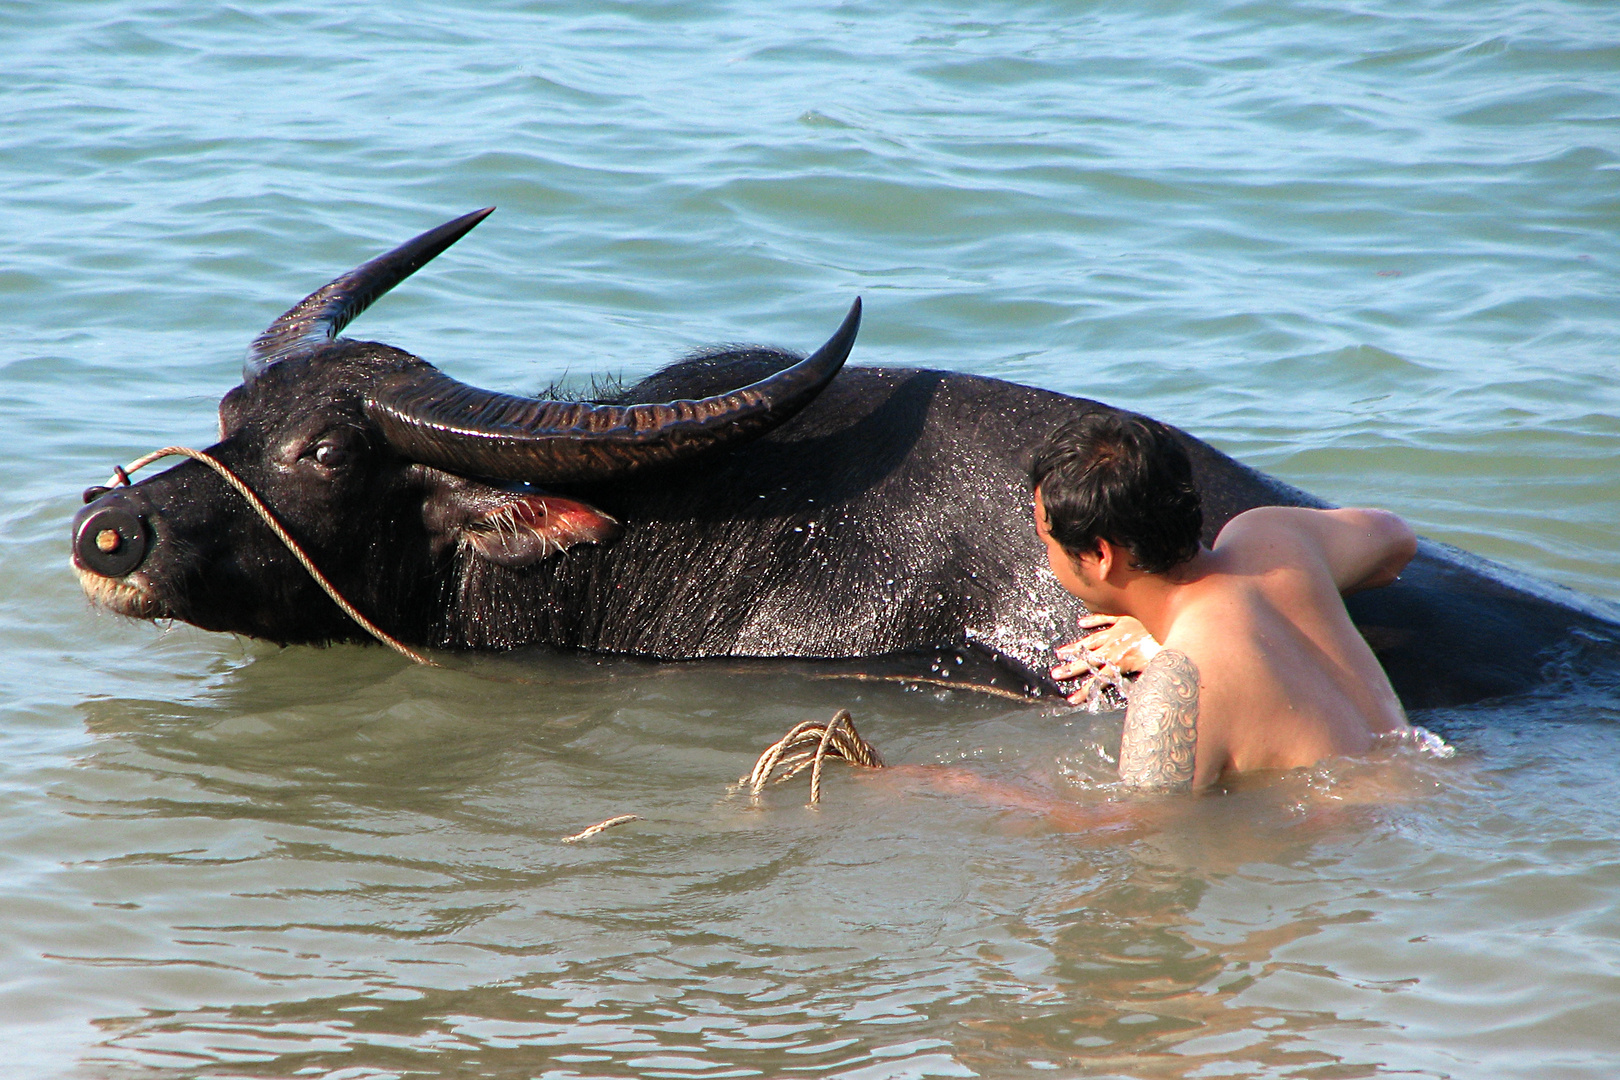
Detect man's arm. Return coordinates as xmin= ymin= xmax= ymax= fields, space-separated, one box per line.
xmin=880 ymin=765 xmax=1176 ymax=842
xmin=1118 ymin=648 xmax=1200 ymax=791
xmin=1219 ymin=506 xmax=1417 ymax=595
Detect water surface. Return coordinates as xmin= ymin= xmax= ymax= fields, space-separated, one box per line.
xmin=3 ymin=1 xmax=1618 ymax=1077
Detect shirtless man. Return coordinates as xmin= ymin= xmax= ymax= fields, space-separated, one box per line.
xmin=1031 ymin=411 xmax=1417 ymax=792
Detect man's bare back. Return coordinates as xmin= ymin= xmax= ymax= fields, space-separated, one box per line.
xmin=1042 ymin=502 xmax=1416 ymax=791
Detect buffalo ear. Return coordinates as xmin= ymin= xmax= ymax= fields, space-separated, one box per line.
xmin=461 ymin=492 xmax=619 ymax=567
xmin=421 ymin=471 xmax=619 ymax=568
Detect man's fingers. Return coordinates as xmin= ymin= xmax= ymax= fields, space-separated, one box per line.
xmin=1051 ymin=658 xmax=1092 ymax=681
xmin=1106 ymin=634 xmax=1143 ymax=657
xmin=1077 ymin=615 xmax=1118 ymax=629
xmin=1055 ymin=638 xmax=1094 ymax=660
xmin=1064 ymin=674 xmax=1100 ymax=704
xmin=1082 ymin=634 xmax=1134 ymax=662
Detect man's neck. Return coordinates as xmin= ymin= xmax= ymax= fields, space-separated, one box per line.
xmin=1116 ymin=548 xmax=1214 ymax=642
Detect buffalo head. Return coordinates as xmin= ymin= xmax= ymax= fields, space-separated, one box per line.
xmin=72 ymin=209 xmax=861 ymax=646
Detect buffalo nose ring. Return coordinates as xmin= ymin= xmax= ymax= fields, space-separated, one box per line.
xmin=75 ymin=506 xmax=148 ymax=578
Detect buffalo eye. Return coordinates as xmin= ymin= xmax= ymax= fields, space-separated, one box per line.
xmin=311 ymin=441 xmax=351 ymax=470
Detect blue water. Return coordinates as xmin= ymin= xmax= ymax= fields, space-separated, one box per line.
xmin=3 ymin=2 xmax=1618 ymax=1077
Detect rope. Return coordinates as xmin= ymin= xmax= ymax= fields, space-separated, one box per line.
xmin=561 ymin=814 xmax=641 ymax=843
xmin=738 ymin=708 xmax=884 ymax=804
xmin=106 ymin=446 xmax=437 ymax=667
xmin=566 ymin=709 xmax=884 ymax=839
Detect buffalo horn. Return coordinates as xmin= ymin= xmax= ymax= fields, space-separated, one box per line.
xmin=245 ymin=207 xmax=496 ymax=380
xmin=365 ymin=298 xmax=862 ymax=484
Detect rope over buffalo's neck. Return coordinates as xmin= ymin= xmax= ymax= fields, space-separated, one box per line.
xmin=104 ymin=447 xmax=437 ymax=667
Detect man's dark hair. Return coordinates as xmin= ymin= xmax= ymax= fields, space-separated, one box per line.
xmin=1029 ymin=410 xmax=1203 ymax=575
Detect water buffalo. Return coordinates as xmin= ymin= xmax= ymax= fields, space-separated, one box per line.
xmin=72 ymin=210 xmax=1620 ymax=707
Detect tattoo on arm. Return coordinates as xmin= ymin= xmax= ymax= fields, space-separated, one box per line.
xmin=1118 ymin=649 xmax=1200 ymax=792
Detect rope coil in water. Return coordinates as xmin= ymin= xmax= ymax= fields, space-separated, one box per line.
xmin=738 ymin=708 xmax=885 ymax=804
xmin=105 ymin=447 xmax=436 ymax=667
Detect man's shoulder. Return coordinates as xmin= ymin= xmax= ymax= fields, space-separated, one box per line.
xmin=1207 ymin=508 xmax=1342 ymax=583
xmin=1214 ymin=506 xmax=1416 ymax=596
xmin=1159 ymin=541 xmax=1330 ymax=662
xmin=1215 ymin=506 xmax=1331 ymax=552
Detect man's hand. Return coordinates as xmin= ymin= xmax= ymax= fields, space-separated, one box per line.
xmin=1051 ymin=614 xmax=1163 ymax=703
